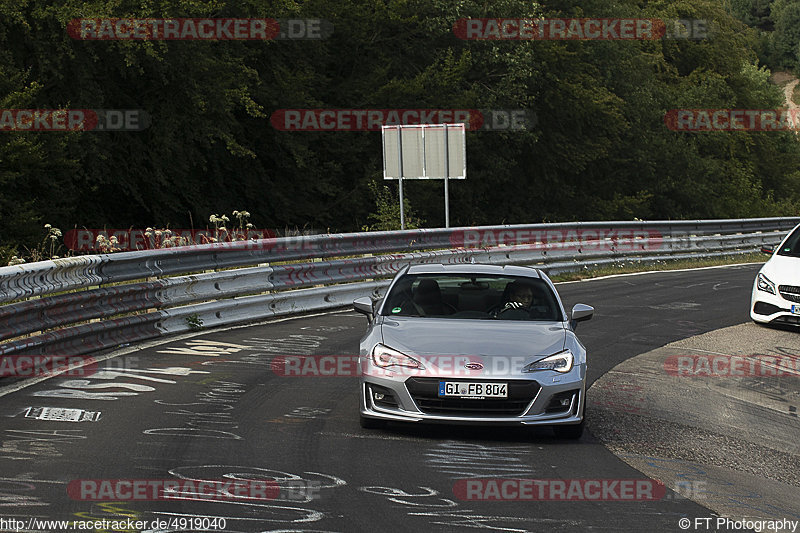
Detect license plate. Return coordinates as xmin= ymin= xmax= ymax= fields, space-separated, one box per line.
xmin=438 ymin=382 xmax=507 ymax=398
xmin=792 ymin=305 xmax=800 ymax=315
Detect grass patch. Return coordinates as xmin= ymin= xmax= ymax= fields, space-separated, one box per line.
xmin=549 ymin=252 xmax=767 ymax=282
xmin=794 ymin=83 xmax=800 ymax=107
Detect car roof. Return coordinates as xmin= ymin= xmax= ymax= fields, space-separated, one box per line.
xmin=405 ymin=263 xmax=542 ymax=278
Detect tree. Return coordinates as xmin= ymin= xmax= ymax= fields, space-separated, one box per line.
xmin=770 ymin=0 xmax=800 ymax=69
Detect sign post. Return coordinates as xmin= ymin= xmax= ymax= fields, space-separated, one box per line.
xmin=381 ymin=123 xmax=466 ymax=229
xmin=443 ymin=125 xmax=450 ymax=227
xmin=397 ymin=127 xmax=405 ymax=229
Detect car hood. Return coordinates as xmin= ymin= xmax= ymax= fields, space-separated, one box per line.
xmin=763 ymin=254 xmax=800 ymax=284
xmin=379 ymin=317 xmax=566 ymax=357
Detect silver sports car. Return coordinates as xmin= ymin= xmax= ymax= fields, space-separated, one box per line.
xmin=353 ymin=263 xmax=594 ymax=439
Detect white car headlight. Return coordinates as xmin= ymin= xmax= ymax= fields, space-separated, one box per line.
xmin=523 ymin=349 xmax=574 ymax=373
xmin=757 ymin=273 xmax=776 ymax=295
xmin=371 ymin=344 xmax=423 ymax=369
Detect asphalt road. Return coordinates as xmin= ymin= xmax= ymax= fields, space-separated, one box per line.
xmin=0 ymin=263 xmax=767 ymax=533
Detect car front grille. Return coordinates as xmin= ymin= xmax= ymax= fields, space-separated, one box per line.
xmin=405 ymin=378 xmax=540 ymax=417
xmin=779 ymin=285 xmax=800 ymax=303
xmin=775 ymin=315 xmax=800 ymax=325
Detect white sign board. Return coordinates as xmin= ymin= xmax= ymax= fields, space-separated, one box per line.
xmin=382 ymin=124 xmax=466 ymax=180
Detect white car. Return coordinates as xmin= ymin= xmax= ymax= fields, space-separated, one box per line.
xmin=751 ymin=223 xmax=800 ymax=326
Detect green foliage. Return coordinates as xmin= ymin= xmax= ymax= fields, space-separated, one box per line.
xmin=185 ymin=313 xmax=204 ymax=331
xmin=362 ymin=180 xmax=424 ymax=231
xmin=0 ymin=0 xmax=798 ymax=254
xmin=0 ymin=245 xmax=20 ymax=266
xmin=769 ymin=0 xmax=800 ymax=69
xmin=728 ymin=0 xmax=773 ymax=29
xmin=729 ymin=0 xmax=800 ymax=70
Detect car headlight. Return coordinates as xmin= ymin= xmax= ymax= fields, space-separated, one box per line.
xmin=371 ymin=344 xmax=423 ymax=369
xmin=523 ymin=349 xmax=574 ymax=373
xmin=757 ymin=273 xmax=776 ymax=295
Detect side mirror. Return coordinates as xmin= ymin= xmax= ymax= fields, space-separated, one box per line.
xmin=760 ymin=244 xmax=775 ymax=255
xmin=353 ymin=297 xmax=374 ymax=322
xmin=570 ymin=304 xmax=594 ymax=330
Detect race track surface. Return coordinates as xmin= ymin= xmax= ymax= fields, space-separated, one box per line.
xmin=0 ymin=264 xmax=771 ymax=533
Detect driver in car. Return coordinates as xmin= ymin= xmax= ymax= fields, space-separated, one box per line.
xmin=491 ymin=280 xmax=534 ymax=317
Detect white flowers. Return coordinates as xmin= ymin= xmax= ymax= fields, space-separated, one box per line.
xmin=43 ymin=224 xmax=62 ymax=258
xmin=209 ymin=214 xmax=230 ymax=226
xmin=8 ymin=210 xmax=259 ymax=265
xmin=45 ymin=225 xmax=62 ymax=240
xmin=211 ymin=210 xmax=253 ymax=242
xmin=96 ymin=234 xmax=121 ymax=253
xmin=160 ymin=234 xmax=189 ymax=248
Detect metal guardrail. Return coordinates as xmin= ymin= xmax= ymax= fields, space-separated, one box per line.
xmin=0 ymin=217 xmax=797 ymax=358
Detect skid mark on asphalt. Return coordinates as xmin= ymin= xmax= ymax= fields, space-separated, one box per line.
xmin=0 ymin=429 xmax=86 ymax=460
xmin=424 ymin=442 xmax=537 ymax=479
xmin=317 ymin=431 xmax=431 ymax=442
xmin=145 ymin=380 xmax=246 ymax=440
xmin=0 ymin=479 xmax=50 ymax=507
xmin=360 ymin=484 xmax=567 ymax=532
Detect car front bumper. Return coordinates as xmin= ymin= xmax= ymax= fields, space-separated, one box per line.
xmin=751 ymin=285 xmax=800 ymax=325
xmin=359 ymin=368 xmax=586 ymax=426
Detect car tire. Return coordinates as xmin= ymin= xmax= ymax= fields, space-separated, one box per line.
xmin=553 ymin=407 xmax=585 ymax=440
xmin=360 ymin=415 xmax=387 ymax=429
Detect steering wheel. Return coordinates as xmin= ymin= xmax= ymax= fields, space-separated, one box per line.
xmin=490 ymin=303 xmax=529 ymax=319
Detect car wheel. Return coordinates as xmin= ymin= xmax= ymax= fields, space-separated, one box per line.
xmin=360 ymin=415 xmax=387 ymax=429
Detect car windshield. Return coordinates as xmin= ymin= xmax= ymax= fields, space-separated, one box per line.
xmin=777 ymin=226 xmax=800 ymax=257
xmin=381 ymin=274 xmax=563 ymax=321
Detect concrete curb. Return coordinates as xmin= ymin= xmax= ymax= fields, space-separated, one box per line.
xmin=588 ymin=322 xmax=800 ymax=529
